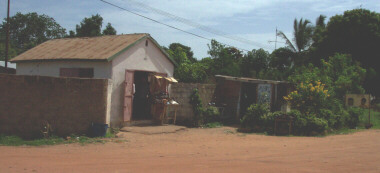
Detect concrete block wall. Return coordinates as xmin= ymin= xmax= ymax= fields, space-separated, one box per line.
xmin=170 ymin=83 xmax=216 ymax=124
xmin=0 ymin=74 xmax=109 ymax=139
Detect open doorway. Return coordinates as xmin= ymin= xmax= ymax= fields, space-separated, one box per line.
xmin=132 ymin=71 xmax=152 ymax=120
xmin=239 ymin=83 xmax=257 ymax=118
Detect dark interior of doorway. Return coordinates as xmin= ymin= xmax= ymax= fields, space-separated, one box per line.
xmin=239 ymin=83 xmax=257 ymax=118
xmin=132 ymin=71 xmax=152 ymax=120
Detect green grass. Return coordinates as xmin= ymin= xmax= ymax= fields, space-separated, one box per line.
xmin=358 ymin=109 xmax=380 ymax=129
xmin=0 ymin=127 xmax=125 ymax=146
xmin=203 ymin=122 xmax=223 ymax=128
xmin=0 ymin=135 xmax=110 ymax=146
xmin=0 ymin=135 xmax=67 ymax=146
xmin=327 ymin=109 xmax=380 ymax=136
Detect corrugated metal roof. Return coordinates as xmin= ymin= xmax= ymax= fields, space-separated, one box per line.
xmin=215 ymin=75 xmax=288 ymax=84
xmin=10 ymin=34 xmax=148 ymax=62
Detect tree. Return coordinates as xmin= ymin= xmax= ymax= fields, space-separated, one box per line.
xmin=68 ymin=30 xmax=76 ymax=38
xmin=278 ymin=18 xmax=313 ymax=53
xmin=313 ymin=9 xmax=380 ymax=96
xmin=75 ymin=14 xmax=103 ymax=37
xmin=0 ymin=12 xmax=66 ymax=56
xmin=207 ymin=40 xmax=241 ymax=77
xmin=277 ymin=18 xmax=313 ymax=66
xmin=168 ymin=43 xmax=196 ymax=62
xmin=102 ymin=23 xmax=116 ymax=35
xmin=0 ymin=43 xmax=17 ymax=61
xmin=240 ymin=49 xmax=271 ymax=78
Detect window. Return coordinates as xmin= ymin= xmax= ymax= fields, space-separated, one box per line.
xmin=361 ymin=98 xmax=367 ymax=106
xmin=60 ymin=68 xmax=94 ymax=78
xmin=348 ymin=98 xmax=354 ymax=106
xmin=145 ymin=40 xmax=148 ymax=47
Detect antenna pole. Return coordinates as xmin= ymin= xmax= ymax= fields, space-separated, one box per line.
xmin=4 ymin=0 xmax=10 ymax=73
xmin=275 ymin=27 xmax=277 ymax=50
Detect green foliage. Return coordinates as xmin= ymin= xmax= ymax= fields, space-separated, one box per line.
xmin=203 ymin=106 xmax=221 ymax=124
xmin=203 ymin=122 xmax=223 ymax=128
xmin=189 ymin=89 xmax=221 ymax=126
xmin=166 ymin=44 xmax=208 ymax=83
xmin=240 ymin=104 xmax=270 ymax=131
xmin=174 ymin=62 xmax=208 ymax=83
xmin=313 ymin=9 xmax=380 ymax=96
xmin=0 ymin=135 xmax=108 ymax=146
xmin=346 ymin=107 xmax=362 ymax=128
xmin=284 ymin=80 xmax=330 ymax=114
xmin=190 ymin=89 xmax=204 ymax=126
xmin=288 ymin=54 xmax=366 ymax=100
xmin=75 ymin=14 xmax=103 ymax=37
xmin=0 ymin=42 xmax=17 ymax=61
xmin=102 ymin=23 xmax=117 ymax=35
xmin=0 ymin=12 xmax=66 ymax=56
xmin=168 ymin=43 xmax=196 ymax=63
xmin=240 ymin=48 xmax=271 ymax=78
xmin=208 ymin=40 xmax=241 ymax=77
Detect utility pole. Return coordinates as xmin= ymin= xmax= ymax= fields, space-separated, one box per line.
xmin=268 ymin=27 xmax=281 ymax=50
xmin=4 ymin=0 xmax=10 ymax=73
xmin=275 ymin=27 xmax=278 ymax=50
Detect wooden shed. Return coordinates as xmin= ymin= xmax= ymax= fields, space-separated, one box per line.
xmin=213 ymin=75 xmax=291 ymax=121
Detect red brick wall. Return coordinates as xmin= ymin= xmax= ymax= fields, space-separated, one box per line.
xmin=0 ymin=74 xmax=109 ymax=139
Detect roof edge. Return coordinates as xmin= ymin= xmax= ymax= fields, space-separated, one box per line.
xmin=106 ymin=35 xmax=148 ymax=62
xmin=11 ymin=59 xmax=108 ymax=63
xmin=147 ymin=35 xmax=178 ymax=67
xmin=106 ymin=35 xmax=178 ymax=67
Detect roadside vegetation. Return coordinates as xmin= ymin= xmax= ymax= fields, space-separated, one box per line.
xmin=0 ymin=130 xmax=124 ymax=146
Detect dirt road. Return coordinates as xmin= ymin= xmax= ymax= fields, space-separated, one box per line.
xmin=1 ymin=127 xmax=380 ymax=173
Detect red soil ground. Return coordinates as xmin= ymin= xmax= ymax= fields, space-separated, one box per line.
xmin=1 ymin=127 xmax=380 ymax=173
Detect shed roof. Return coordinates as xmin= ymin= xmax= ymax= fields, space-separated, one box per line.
xmin=215 ymin=75 xmax=288 ymax=84
xmin=10 ymin=34 xmax=176 ymax=65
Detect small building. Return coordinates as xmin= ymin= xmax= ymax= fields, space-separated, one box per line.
xmin=10 ymin=34 xmax=176 ymax=127
xmin=345 ymin=94 xmax=371 ymax=108
xmin=213 ymin=75 xmax=290 ymax=121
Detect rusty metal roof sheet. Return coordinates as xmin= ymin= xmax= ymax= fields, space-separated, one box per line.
xmin=215 ymin=75 xmax=288 ymax=84
xmin=10 ymin=34 xmax=148 ymax=62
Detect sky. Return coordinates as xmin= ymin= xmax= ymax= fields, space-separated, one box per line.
xmin=1 ymin=0 xmax=379 ymax=59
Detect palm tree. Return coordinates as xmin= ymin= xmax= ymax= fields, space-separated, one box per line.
xmin=277 ymin=18 xmax=314 ymax=66
xmin=277 ymin=18 xmax=313 ymax=53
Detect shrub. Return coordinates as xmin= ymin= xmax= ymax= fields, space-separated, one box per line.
xmin=306 ymin=115 xmax=328 ymax=134
xmin=290 ymin=110 xmax=328 ymax=135
xmin=261 ymin=111 xmax=283 ymax=133
xmin=190 ymin=89 xmax=204 ymax=126
xmin=203 ymin=106 xmax=220 ymax=124
xmin=284 ymin=81 xmax=331 ymax=114
xmin=240 ymin=104 xmax=270 ymax=131
xmin=346 ymin=107 xmax=362 ymax=128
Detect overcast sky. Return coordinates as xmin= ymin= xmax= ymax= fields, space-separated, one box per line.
xmin=1 ymin=0 xmax=379 ymax=59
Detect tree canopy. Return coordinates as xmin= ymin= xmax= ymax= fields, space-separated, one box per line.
xmin=103 ymin=23 xmax=117 ymax=35
xmin=75 ymin=14 xmax=103 ymax=37
xmin=0 ymin=12 xmax=66 ymax=58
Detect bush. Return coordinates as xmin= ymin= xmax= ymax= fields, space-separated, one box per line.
xmin=289 ymin=110 xmax=328 ymax=135
xmin=284 ymin=80 xmax=330 ymax=114
xmin=346 ymin=107 xmax=362 ymax=128
xmin=240 ymin=104 xmax=270 ymax=131
xmin=306 ymin=115 xmax=328 ymax=135
xmin=190 ymin=89 xmax=204 ymax=126
xmin=203 ymin=106 xmax=220 ymax=124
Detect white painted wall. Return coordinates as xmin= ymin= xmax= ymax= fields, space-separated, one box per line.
xmin=16 ymin=61 xmax=112 ymax=79
xmin=110 ymin=38 xmax=174 ymax=126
